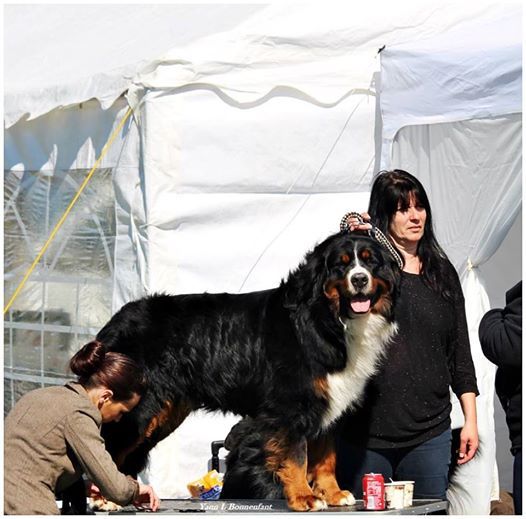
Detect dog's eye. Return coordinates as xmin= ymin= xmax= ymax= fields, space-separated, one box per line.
xmin=340 ymin=253 xmax=350 ymax=265
xmin=359 ymin=249 xmax=373 ymax=262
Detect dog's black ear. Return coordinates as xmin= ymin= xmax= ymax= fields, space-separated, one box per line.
xmin=282 ymin=234 xmax=340 ymax=308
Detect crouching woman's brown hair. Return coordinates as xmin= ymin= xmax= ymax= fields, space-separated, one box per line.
xmin=70 ymin=340 xmax=147 ymax=400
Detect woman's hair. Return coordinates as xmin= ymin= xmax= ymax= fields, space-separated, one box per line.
xmin=70 ymin=340 xmax=147 ymax=401
xmin=368 ymin=169 xmax=453 ymax=301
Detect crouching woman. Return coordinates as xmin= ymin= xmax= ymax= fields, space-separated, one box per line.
xmin=4 ymin=340 xmax=160 ymax=514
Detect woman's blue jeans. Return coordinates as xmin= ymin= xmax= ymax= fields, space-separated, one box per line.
xmin=336 ymin=428 xmax=452 ymax=500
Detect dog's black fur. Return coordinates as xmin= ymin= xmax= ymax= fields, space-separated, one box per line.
xmin=83 ymin=232 xmax=399 ymax=511
xmin=221 ymin=416 xmax=284 ymax=500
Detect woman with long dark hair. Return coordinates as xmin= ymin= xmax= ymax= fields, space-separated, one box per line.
xmin=4 ymin=340 xmax=160 ymax=515
xmin=336 ymin=169 xmax=479 ymax=502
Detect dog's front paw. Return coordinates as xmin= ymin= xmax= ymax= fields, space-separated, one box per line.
xmin=312 ymin=483 xmax=356 ymax=507
xmin=309 ymin=497 xmax=328 ymax=511
xmin=288 ymin=494 xmax=328 ymax=512
xmin=89 ymin=497 xmax=122 ymax=512
xmin=331 ymin=489 xmax=355 ymax=506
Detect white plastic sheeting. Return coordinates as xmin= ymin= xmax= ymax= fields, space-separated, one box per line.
xmin=5 ymin=98 xmax=131 ymax=172
xmin=380 ymin=10 xmax=521 ymax=165
xmin=4 ymin=161 xmax=118 ymax=406
xmin=115 ymin=90 xmax=376 ymax=300
xmin=390 ymin=117 xmax=522 ymax=276
xmin=4 ymin=4 xmax=264 ymax=128
xmin=127 ymin=1 xmax=517 ymax=110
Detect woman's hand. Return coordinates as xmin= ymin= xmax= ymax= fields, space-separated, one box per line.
xmin=344 ymin=212 xmax=372 ymax=232
xmin=134 ymin=484 xmax=161 ymax=512
xmin=86 ymin=481 xmax=101 ymax=498
xmin=457 ymin=420 xmax=479 ymax=464
xmin=457 ymin=392 xmax=479 ymax=464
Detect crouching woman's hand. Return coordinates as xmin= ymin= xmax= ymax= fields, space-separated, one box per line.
xmin=134 ymin=483 xmax=161 ymax=511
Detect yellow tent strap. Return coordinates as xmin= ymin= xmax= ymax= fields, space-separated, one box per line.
xmin=4 ymin=106 xmax=134 ymax=315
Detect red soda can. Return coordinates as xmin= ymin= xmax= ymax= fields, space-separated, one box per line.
xmin=362 ymin=473 xmax=385 ymax=510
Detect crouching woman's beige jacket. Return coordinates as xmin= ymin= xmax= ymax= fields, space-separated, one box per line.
xmin=4 ymin=382 xmax=139 ymax=514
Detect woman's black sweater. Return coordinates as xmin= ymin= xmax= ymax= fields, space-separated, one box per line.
xmin=342 ymin=264 xmax=479 ymax=449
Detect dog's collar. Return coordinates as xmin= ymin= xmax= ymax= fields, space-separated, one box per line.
xmin=339 ymin=212 xmax=404 ymax=269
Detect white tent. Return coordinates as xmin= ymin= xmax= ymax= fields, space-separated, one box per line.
xmin=4 ymin=2 xmax=521 ymax=515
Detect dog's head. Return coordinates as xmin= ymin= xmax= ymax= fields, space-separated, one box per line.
xmin=285 ymin=232 xmax=399 ymax=323
xmin=321 ymin=233 xmax=399 ymax=322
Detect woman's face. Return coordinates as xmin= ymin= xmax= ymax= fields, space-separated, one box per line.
xmin=100 ymin=393 xmax=141 ymax=423
xmin=388 ymin=193 xmax=427 ymax=246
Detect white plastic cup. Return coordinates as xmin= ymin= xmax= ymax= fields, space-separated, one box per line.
xmin=398 ymin=481 xmax=414 ymax=507
xmin=384 ymin=483 xmax=405 ymax=509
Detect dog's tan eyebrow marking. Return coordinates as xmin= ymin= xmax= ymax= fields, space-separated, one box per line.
xmin=340 ymin=253 xmax=350 ymax=264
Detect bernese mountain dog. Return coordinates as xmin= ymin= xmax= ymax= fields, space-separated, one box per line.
xmin=95 ymin=231 xmax=399 ymax=512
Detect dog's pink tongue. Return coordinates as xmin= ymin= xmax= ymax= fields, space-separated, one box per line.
xmin=351 ymin=299 xmax=371 ymax=313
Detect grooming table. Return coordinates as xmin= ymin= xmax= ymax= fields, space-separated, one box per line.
xmin=104 ymin=498 xmax=448 ymax=514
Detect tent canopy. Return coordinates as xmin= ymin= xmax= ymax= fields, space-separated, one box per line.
xmin=5 ymin=1 xmax=520 ymax=128
xmin=4 ymin=3 xmax=264 ymax=127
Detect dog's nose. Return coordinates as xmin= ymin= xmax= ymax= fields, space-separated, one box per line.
xmin=351 ymin=273 xmax=368 ymax=289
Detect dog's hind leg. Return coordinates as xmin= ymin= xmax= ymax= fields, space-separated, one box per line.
xmin=308 ymin=434 xmax=355 ymax=507
xmin=221 ymin=418 xmax=283 ymax=500
xmin=265 ymin=433 xmax=327 ymax=512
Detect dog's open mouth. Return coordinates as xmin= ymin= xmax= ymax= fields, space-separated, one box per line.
xmin=349 ymin=294 xmax=371 ymax=314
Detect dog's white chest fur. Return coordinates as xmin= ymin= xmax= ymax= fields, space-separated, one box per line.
xmin=321 ymin=314 xmax=397 ymax=430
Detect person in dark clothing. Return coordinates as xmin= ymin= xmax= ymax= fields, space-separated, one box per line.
xmin=336 ymin=169 xmax=479 ymax=502
xmin=479 ymin=281 xmax=522 ymax=515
